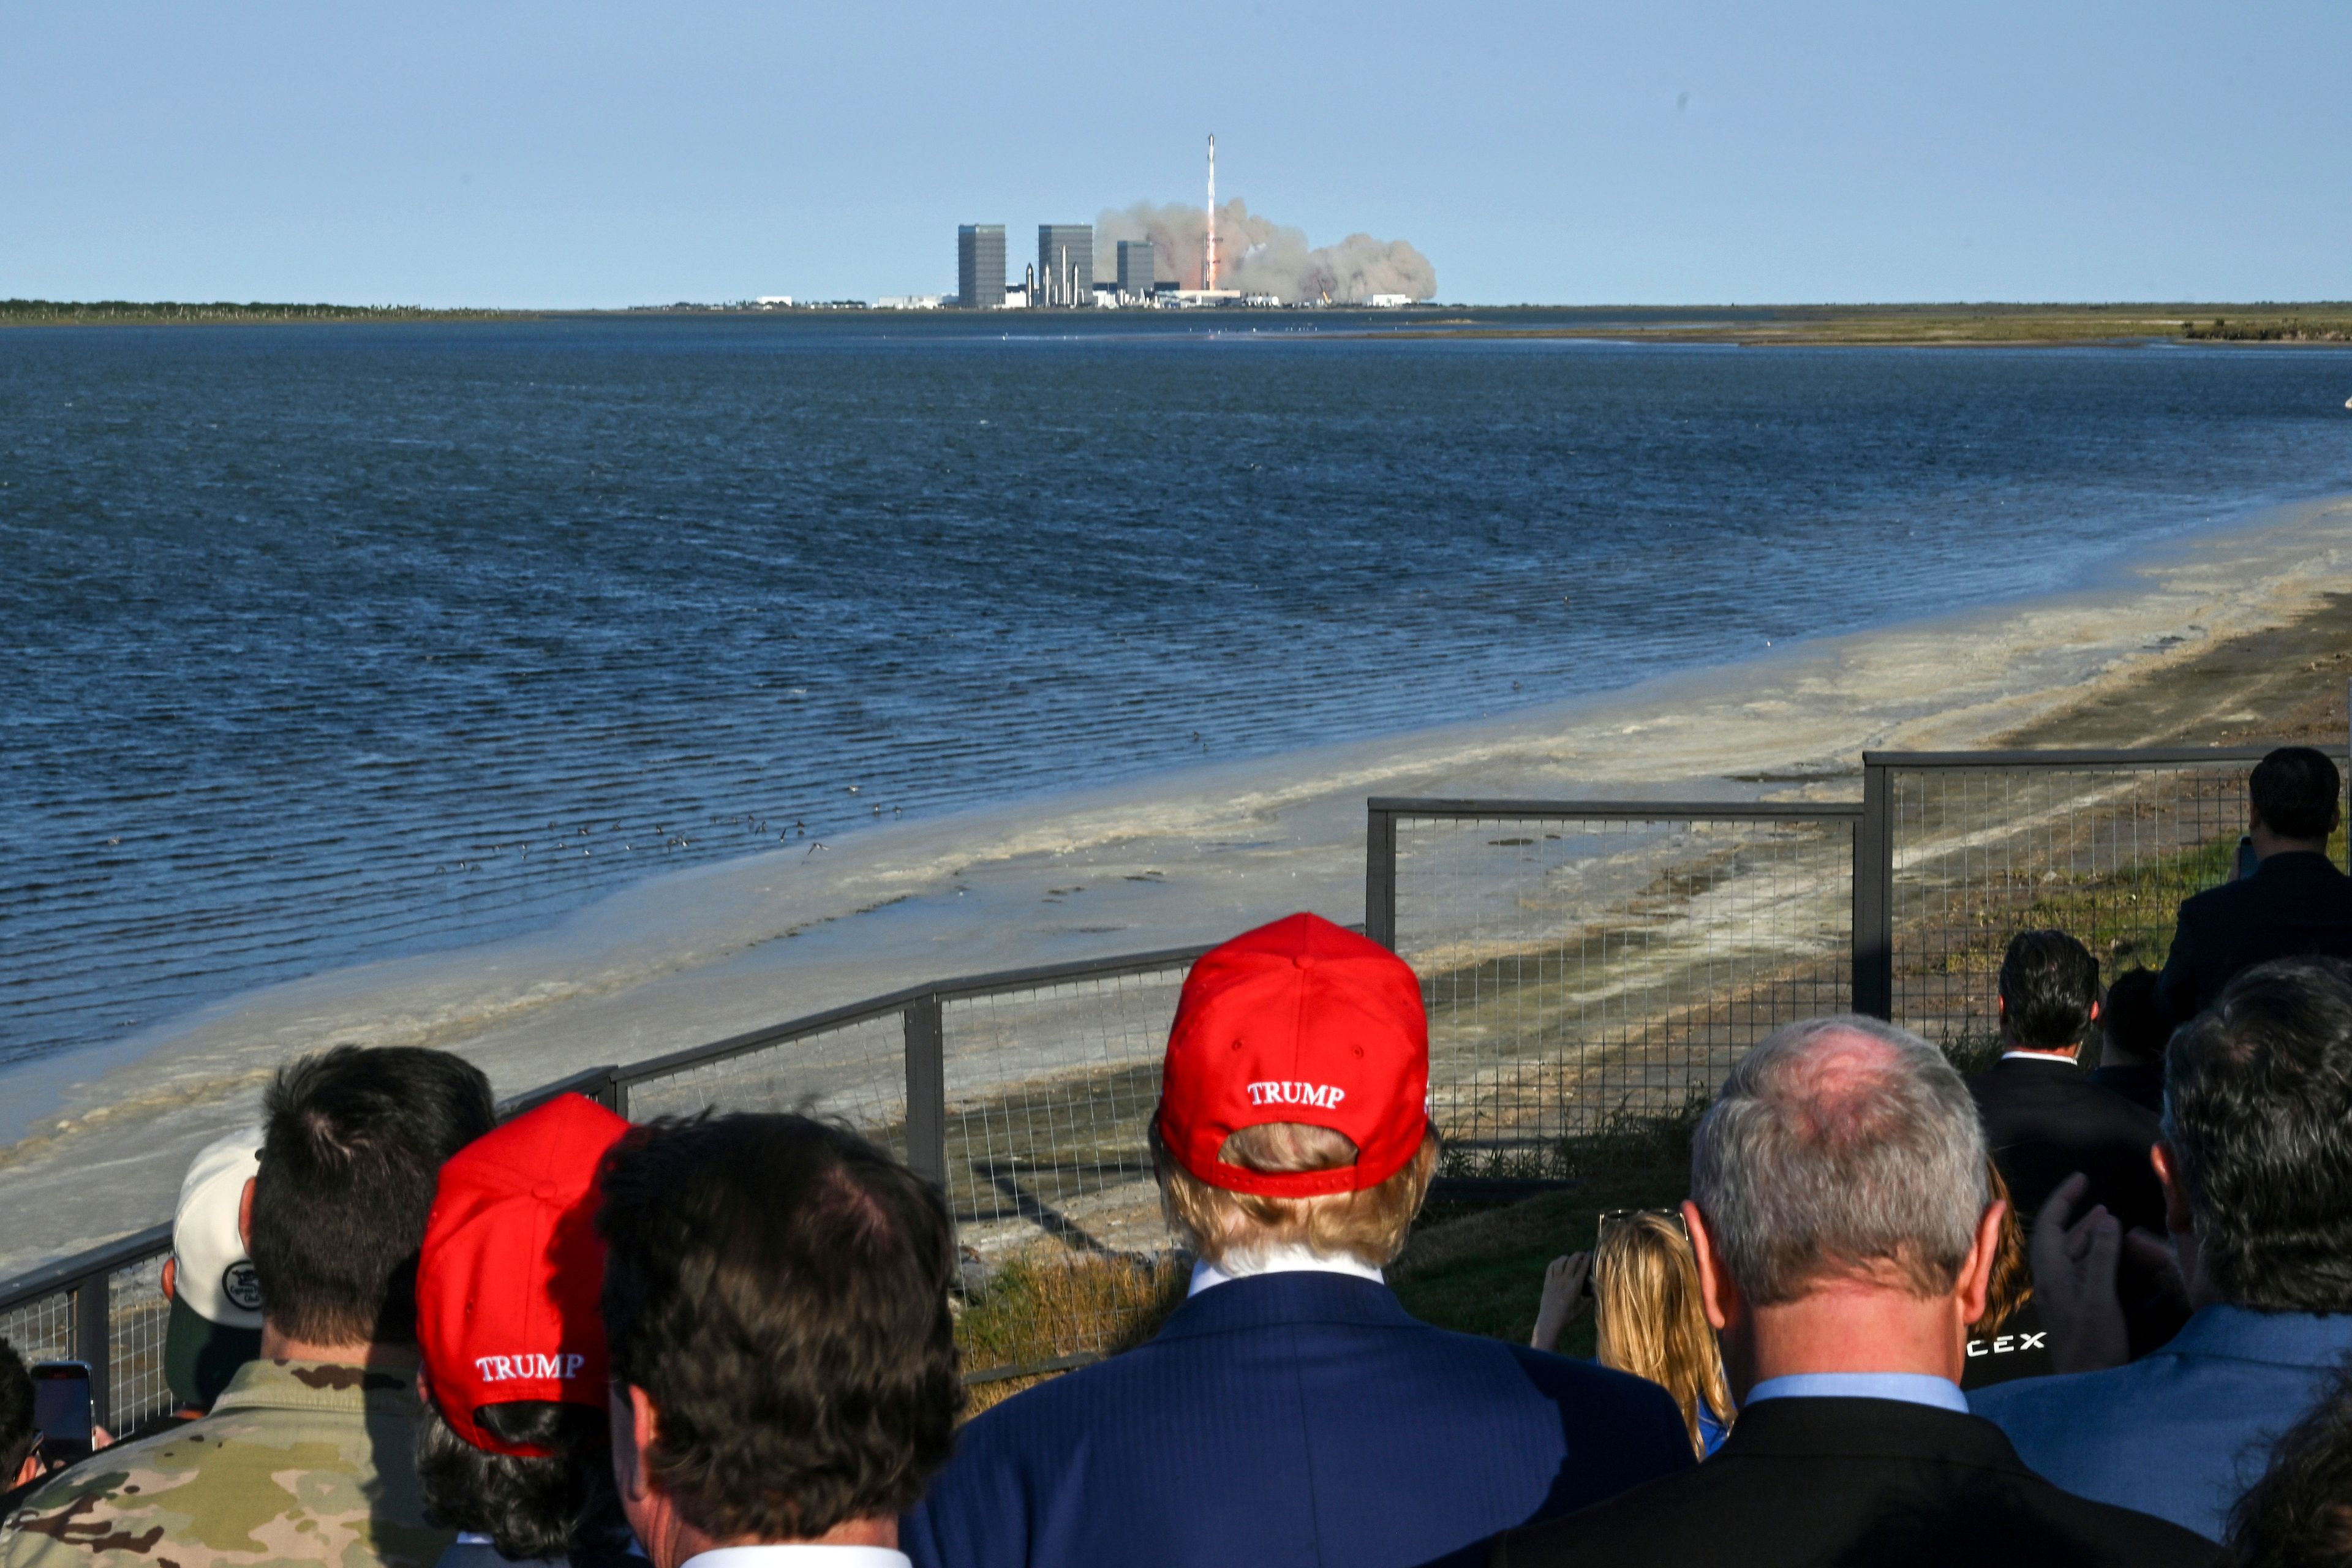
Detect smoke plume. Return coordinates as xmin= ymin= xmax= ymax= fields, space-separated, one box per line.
xmin=1094 ymin=200 xmax=1436 ymax=304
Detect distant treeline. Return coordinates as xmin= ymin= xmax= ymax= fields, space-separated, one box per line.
xmin=0 ymin=299 xmax=519 ymax=325
xmin=2182 ymin=316 xmax=2352 ymax=342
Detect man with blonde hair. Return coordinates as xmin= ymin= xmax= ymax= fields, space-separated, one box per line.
xmin=1490 ymin=1016 xmax=2211 ymax=1568
xmin=903 ymin=913 xmax=1692 ymax=1568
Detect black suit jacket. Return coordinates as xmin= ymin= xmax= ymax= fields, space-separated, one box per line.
xmin=1969 ymin=1055 xmax=2166 ymax=1235
xmin=1488 ymin=1396 xmax=2217 ymax=1568
xmin=2089 ymin=1060 xmax=2164 ymax=1116
xmin=2157 ymin=851 xmax=2352 ymax=1023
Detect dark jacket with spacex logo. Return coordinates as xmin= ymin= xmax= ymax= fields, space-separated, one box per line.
xmin=903 ymin=1270 xmax=1692 ymax=1568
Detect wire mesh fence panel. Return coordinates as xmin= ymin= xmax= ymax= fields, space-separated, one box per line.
xmin=107 ymin=1251 xmax=172 ymax=1434
xmin=1392 ymin=812 xmax=1854 ymax=1178
xmin=0 ymin=1289 xmax=75 ymax=1368
xmin=943 ymin=968 xmax=1191 ymax=1378
xmin=622 ymin=1012 xmax=911 ymax=1161
xmin=1888 ymin=762 xmax=2272 ymax=1058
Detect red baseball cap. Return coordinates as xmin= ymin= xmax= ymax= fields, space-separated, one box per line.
xmin=417 ymin=1093 xmax=630 ymax=1458
xmin=1156 ymin=912 xmax=1430 ymax=1198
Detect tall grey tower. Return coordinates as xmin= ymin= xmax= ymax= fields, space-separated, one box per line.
xmin=1116 ymin=239 xmax=1156 ymax=300
xmin=958 ymin=225 xmax=1006 ymax=309
xmin=1036 ymin=225 xmax=1093 ymax=308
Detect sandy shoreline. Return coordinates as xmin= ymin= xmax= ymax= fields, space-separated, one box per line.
xmin=4 ymin=492 xmax=2348 ymax=1277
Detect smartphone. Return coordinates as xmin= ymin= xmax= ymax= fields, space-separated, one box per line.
xmin=2236 ymin=835 xmax=2259 ymax=881
xmin=30 ymin=1361 xmax=93 ymax=1469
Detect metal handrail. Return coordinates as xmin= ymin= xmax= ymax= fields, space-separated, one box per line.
xmin=1366 ymin=797 xmax=1865 ymax=818
xmin=1863 ymin=744 xmax=2298 ymax=767
xmin=612 ymin=940 xmax=1223 ymax=1093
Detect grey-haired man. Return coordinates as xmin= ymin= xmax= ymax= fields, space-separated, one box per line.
xmin=1491 ymin=1016 xmax=2212 ymax=1568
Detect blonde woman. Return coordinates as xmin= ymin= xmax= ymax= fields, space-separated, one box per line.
xmin=1532 ymin=1208 xmax=1734 ymax=1457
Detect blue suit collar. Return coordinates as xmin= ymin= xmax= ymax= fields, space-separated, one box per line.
xmin=2166 ymin=1302 xmax=2352 ymax=1366
xmin=1152 ymin=1268 xmax=1414 ymax=1340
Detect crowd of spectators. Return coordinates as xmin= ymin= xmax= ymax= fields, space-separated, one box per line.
xmin=0 ymin=745 xmax=2346 ymax=1568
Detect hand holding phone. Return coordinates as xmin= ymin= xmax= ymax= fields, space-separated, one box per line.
xmin=1531 ymin=1251 xmax=1593 ymax=1352
xmin=30 ymin=1361 xmax=93 ymax=1470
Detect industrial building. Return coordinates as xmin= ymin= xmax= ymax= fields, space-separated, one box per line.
xmin=957 ymin=224 xmax=1006 ymax=310
xmin=1115 ymin=240 xmax=1155 ymax=300
xmin=1036 ymin=225 xmax=1093 ymax=308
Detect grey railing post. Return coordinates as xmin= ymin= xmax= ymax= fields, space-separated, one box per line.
xmin=1855 ymin=757 xmax=1895 ymax=1020
xmin=903 ymin=995 xmax=949 ymax=1194
xmin=74 ymin=1268 xmax=111 ymax=1429
xmin=1365 ymin=804 xmax=1398 ymax=950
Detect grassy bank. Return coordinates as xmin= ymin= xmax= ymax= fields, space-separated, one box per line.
xmin=1375 ymin=302 xmax=2352 ymax=347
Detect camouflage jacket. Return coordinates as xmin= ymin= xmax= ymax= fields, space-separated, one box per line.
xmin=0 ymin=1354 xmax=454 ymax=1568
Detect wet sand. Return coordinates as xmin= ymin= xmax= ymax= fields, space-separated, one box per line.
xmin=1996 ymin=590 xmax=2352 ymax=749
xmin=3 ymin=493 xmax=2348 ymax=1277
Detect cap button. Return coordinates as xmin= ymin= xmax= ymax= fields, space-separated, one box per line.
xmin=533 ymin=1182 xmax=561 ymax=1202
xmin=1294 ymin=954 xmax=1316 ymax=970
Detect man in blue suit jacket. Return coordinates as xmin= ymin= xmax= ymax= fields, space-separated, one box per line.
xmin=1972 ymin=957 xmax=2352 ymax=1540
xmin=903 ymin=914 xmax=1693 ymax=1568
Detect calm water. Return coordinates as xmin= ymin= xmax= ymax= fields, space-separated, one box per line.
xmin=6 ymin=316 xmax=2352 ymax=1070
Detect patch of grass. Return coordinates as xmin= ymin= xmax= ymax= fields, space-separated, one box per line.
xmin=1940 ymin=1029 xmax=2004 ymax=1078
xmin=1390 ymin=1166 xmax=1691 ymax=1352
xmin=1439 ymin=1082 xmax=1711 ymax=1185
xmin=955 ymin=1248 xmax=1189 ymax=1415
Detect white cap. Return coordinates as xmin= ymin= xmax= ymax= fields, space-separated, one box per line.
xmin=172 ymin=1128 xmax=264 ymax=1329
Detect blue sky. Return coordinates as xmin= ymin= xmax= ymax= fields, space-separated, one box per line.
xmin=6 ymin=0 xmax=2347 ymax=307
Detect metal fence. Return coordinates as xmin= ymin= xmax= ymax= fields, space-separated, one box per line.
xmin=1368 ymin=742 xmax=2347 ymax=1181
xmin=7 ymin=741 xmax=2341 ymax=1425
xmin=1858 ymin=747 xmax=2330 ymax=1055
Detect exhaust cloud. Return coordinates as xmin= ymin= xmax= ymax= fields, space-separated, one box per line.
xmin=1095 ymin=200 xmax=1436 ymax=304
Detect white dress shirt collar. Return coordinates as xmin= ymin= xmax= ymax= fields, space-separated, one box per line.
xmin=683 ymin=1547 xmax=910 ymax=1567
xmin=1999 ymin=1048 xmax=2080 ymax=1065
xmin=1187 ymin=1243 xmax=1385 ymax=1297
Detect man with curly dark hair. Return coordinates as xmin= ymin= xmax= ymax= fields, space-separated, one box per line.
xmin=597 ymin=1112 xmax=961 ymax=1567
xmin=1975 ymin=958 xmax=2352 ymax=1540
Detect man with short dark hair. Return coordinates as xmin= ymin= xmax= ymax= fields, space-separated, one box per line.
xmin=4 ymin=1045 xmax=497 ymax=1568
xmin=2158 ymin=747 xmax=2352 ymax=1023
xmin=907 ymin=914 xmax=1697 ymax=1568
xmin=1491 ymin=1015 xmax=2212 ymax=1568
xmin=1970 ymin=930 xmax=2166 ymax=1237
xmin=1973 ymin=958 xmax=2352 ymax=1539
xmin=598 ymin=1112 xmax=962 ymax=1567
